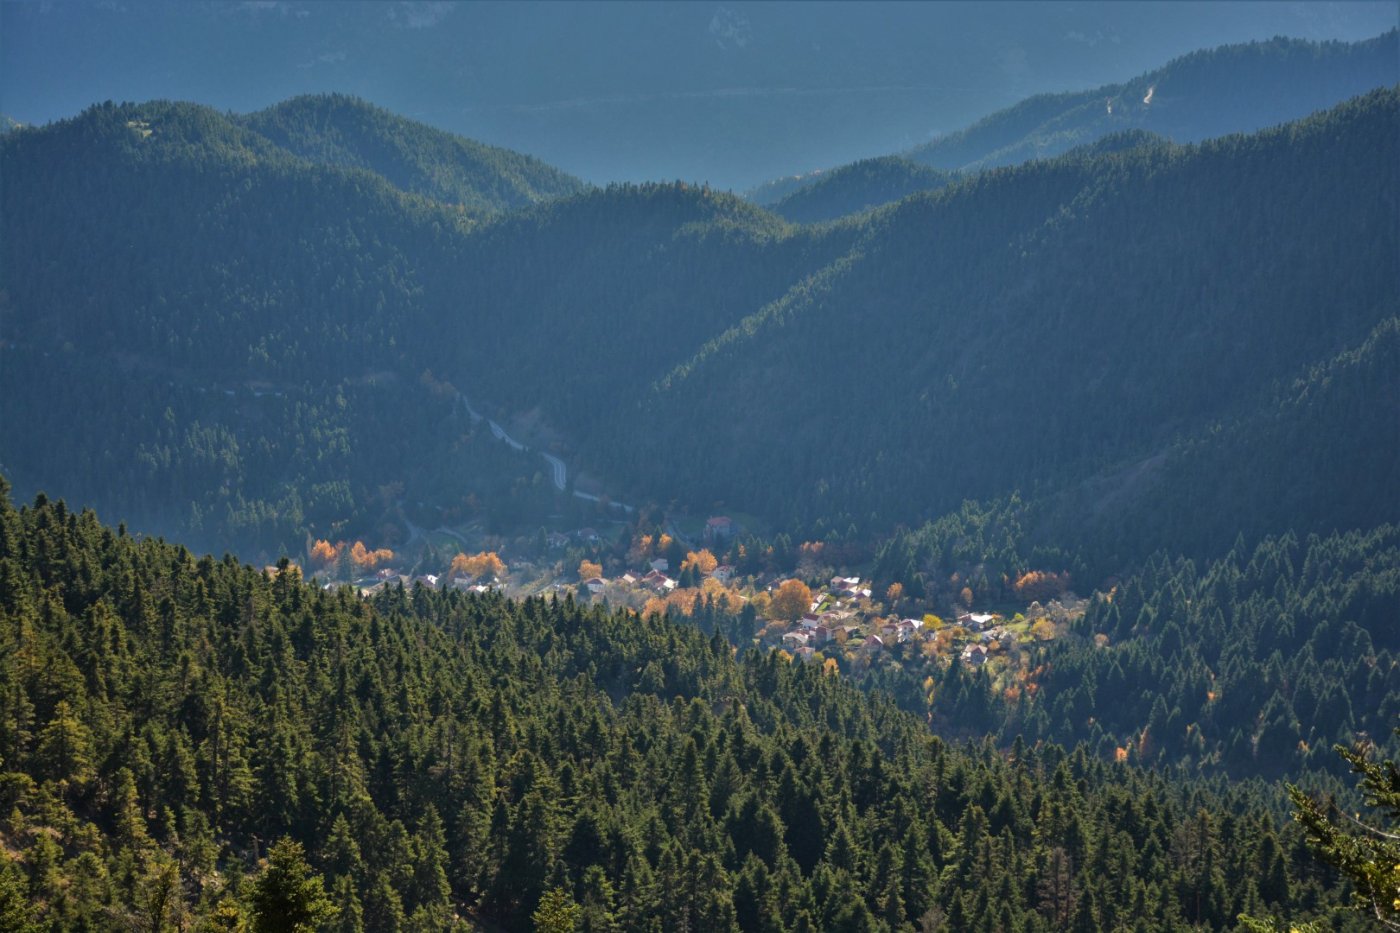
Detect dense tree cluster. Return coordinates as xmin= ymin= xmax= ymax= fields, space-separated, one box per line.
xmin=619 ymin=89 xmax=1398 ymax=551
xmin=862 ymin=518 xmax=1400 ymax=782
xmin=0 ymin=485 xmax=1378 ymax=930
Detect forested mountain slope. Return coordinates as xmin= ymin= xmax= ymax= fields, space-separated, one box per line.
xmin=0 ymin=486 xmax=1373 ymax=931
xmin=612 ymin=89 xmax=1399 ymax=553
xmin=2 ymin=91 xmax=1396 ymax=568
xmin=863 ymin=501 xmax=1400 ymax=781
xmin=0 ymin=100 xmax=571 ymax=557
xmin=242 ymin=94 xmax=585 ymax=213
xmin=907 ymin=30 xmax=1399 ymax=171
xmin=0 ymin=100 xmax=839 ymax=557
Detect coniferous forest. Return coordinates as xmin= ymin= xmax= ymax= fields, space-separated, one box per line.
xmin=1 ymin=18 xmax=1397 ymax=933
xmin=0 ymin=485 xmax=1387 ymax=931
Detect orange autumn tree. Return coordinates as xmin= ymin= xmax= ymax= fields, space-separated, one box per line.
xmin=768 ymin=579 xmax=813 ymax=622
xmin=643 ymin=580 xmax=743 ymax=619
xmin=309 ymin=539 xmax=338 ymax=568
xmin=578 ymin=560 xmax=603 ymax=581
xmin=451 ymin=551 xmax=506 ymax=581
xmin=1013 ymin=570 xmax=1070 ymax=601
xmin=349 ymin=541 xmax=394 ymax=573
xmin=681 ymin=549 xmax=718 ymax=575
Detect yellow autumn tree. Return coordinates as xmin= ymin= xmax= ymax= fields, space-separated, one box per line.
xmin=885 ymin=582 xmax=904 ymax=607
xmin=700 ymin=577 xmax=745 ymax=613
xmin=578 ymin=560 xmax=603 ymax=581
xmin=681 ymin=549 xmax=718 ymax=575
xmin=768 ymin=579 xmax=812 ymax=622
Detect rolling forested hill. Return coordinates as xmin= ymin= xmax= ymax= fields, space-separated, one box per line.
xmin=0 ymin=99 xmax=574 ymax=558
xmin=0 ymin=485 xmax=1377 ymax=931
xmin=242 ymin=94 xmax=585 ymax=213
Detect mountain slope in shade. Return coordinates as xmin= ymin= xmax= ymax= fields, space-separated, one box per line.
xmin=604 ymin=89 xmax=1398 ymax=555
xmin=907 ymin=30 xmax=1399 ymax=171
xmin=2 ymin=91 xmax=1396 ymax=569
xmin=242 ymin=93 xmax=585 ymax=213
xmin=768 ymin=157 xmax=957 ymax=224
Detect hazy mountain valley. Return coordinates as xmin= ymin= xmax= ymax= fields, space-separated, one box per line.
xmin=1 ymin=14 xmax=1397 ymax=932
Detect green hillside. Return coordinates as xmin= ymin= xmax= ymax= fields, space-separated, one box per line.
xmin=0 ymin=100 xmax=558 ymax=558
xmin=0 ymin=485 xmax=1376 ymax=931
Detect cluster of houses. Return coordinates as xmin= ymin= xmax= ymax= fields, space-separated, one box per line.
xmin=768 ymin=578 xmax=1029 ymax=669
xmin=581 ymin=554 xmax=740 ymax=598
xmin=779 ymin=604 xmax=931 ymax=661
xmin=956 ymin=614 xmax=1019 ymax=666
xmin=350 ymin=565 xmax=500 ymax=596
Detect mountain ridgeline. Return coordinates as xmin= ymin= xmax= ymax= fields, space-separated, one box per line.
xmin=2 ymin=88 xmax=1396 ymax=569
xmin=752 ymin=30 xmax=1397 ymax=222
xmin=907 ymin=30 xmax=1400 ymax=173
xmin=766 ymin=158 xmax=957 ymax=225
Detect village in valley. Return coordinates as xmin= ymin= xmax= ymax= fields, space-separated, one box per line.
xmin=292 ymin=508 xmax=1090 ymax=694
xmin=278 ymin=391 xmax=1087 ymax=690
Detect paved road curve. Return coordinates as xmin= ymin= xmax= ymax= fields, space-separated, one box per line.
xmin=459 ymin=393 xmax=632 ymax=511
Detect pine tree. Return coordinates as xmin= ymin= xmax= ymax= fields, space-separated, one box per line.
xmin=250 ymin=838 xmax=337 ymax=933
xmin=1290 ymin=733 xmax=1400 ymax=929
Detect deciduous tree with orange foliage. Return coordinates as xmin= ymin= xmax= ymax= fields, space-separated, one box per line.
xmin=578 ymin=560 xmax=603 ymax=581
xmin=1013 ymin=570 xmax=1069 ymax=601
xmin=768 ymin=579 xmax=812 ymax=622
xmin=451 ymin=551 xmax=507 ymax=581
xmin=349 ymin=541 xmax=394 ymax=572
xmin=309 ymin=539 xmax=338 ymax=567
xmin=681 ymin=549 xmax=718 ymax=575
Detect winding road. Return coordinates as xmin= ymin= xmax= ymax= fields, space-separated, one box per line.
xmin=458 ymin=393 xmax=632 ymax=511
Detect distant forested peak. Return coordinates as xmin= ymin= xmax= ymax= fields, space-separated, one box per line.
xmin=243 ymin=92 xmax=585 ymax=212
